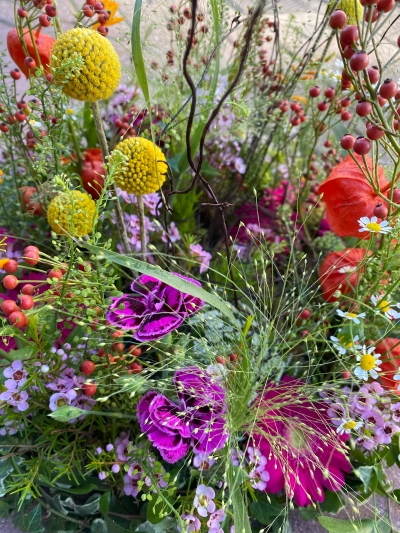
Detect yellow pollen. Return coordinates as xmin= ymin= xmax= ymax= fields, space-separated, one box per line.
xmin=345 ymin=341 xmax=354 ymax=349
xmin=360 ymin=354 xmax=376 ymax=371
xmin=344 ymin=420 xmax=357 ymax=430
xmin=377 ymin=300 xmax=390 ymax=313
xmin=366 ymin=222 xmax=382 ymax=232
xmin=66 ymin=108 xmax=74 ymax=115
xmin=345 ymin=312 xmax=357 ymax=318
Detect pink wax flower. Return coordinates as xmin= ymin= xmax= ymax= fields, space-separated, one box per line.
xmin=250 ymin=375 xmax=351 ymax=507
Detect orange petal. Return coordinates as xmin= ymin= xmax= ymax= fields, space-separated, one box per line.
xmin=0 ymin=258 xmax=9 ymax=268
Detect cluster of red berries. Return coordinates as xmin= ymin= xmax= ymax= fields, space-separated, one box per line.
xmin=1 ymin=246 xmax=41 ymax=328
xmin=216 ymin=353 xmax=239 ymax=366
xmin=17 ymin=0 xmax=56 ymax=27
xmin=278 ymin=100 xmax=307 ymax=127
xmin=81 ymin=1 xmax=112 ymax=37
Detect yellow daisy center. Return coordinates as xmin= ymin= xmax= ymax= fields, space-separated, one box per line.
xmin=377 ymin=300 xmax=390 ymax=313
xmin=344 ymin=420 xmax=357 ymax=430
xmin=344 ymin=341 xmax=354 ymax=349
xmin=345 ymin=312 xmax=357 ymax=318
xmin=360 ymin=354 xmax=376 ymax=371
xmin=366 ymin=222 xmax=382 ymax=232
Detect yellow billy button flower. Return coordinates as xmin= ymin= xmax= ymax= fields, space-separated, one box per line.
xmin=327 ymin=0 xmax=362 ymax=25
xmin=47 ymin=190 xmax=97 ymax=237
xmin=50 ymin=27 xmax=121 ymax=102
xmin=111 ymin=137 xmax=168 ymax=195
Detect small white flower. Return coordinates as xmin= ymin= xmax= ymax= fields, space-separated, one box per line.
xmin=330 ymin=335 xmax=360 ymax=355
xmin=371 ymin=294 xmax=400 ymax=320
xmin=358 ymin=216 xmax=392 ymax=234
xmin=354 ymin=345 xmax=382 ymax=381
xmin=338 ymin=265 xmax=357 ymax=274
xmin=393 ymin=374 xmax=400 ymax=390
xmin=336 ymin=310 xmax=366 ymax=324
xmin=337 ymin=418 xmax=364 ymax=435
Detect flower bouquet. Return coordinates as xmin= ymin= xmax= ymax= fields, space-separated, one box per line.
xmin=0 ymin=0 xmax=400 ymax=532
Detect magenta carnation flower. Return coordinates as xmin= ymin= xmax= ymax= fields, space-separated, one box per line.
xmin=137 ymin=367 xmax=228 ymax=463
xmin=250 ymin=375 xmax=351 ymax=507
xmin=106 ymin=273 xmax=204 ymax=341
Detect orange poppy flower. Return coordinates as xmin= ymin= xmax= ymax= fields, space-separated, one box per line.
xmin=375 ymin=338 xmax=400 ymax=396
xmin=318 ymin=154 xmax=389 ymax=239
xmin=93 ymin=0 xmax=124 ymax=28
xmin=81 ymin=148 xmax=105 ymax=200
xmin=7 ymin=28 xmax=55 ymax=78
xmin=319 ymin=248 xmax=369 ymax=302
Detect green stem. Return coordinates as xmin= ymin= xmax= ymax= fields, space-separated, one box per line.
xmin=137 ymin=194 xmax=147 ymax=261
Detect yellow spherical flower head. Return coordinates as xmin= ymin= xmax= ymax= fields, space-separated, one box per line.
xmin=50 ymin=27 xmax=121 ymax=102
xmin=47 ymin=190 xmax=97 ymax=237
xmin=328 ymin=0 xmax=362 ymax=24
xmin=112 ymin=137 xmax=168 ymax=195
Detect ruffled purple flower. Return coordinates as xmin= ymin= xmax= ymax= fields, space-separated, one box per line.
xmin=106 ymin=273 xmax=204 ymax=342
xmin=137 ymin=367 xmax=228 ymax=463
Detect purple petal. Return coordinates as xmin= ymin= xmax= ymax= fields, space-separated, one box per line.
xmin=191 ymin=416 xmax=228 ymax=454
xmin=160 ymin=285 xmax=183 ymax=313
xmin=171 ymin=273 xmax=204 ymax=316
xmin=131 ymin=275 xmax=161 ymax=295
xmin=134 ymin=313 xmax=184 ymax=342
xmin=175 ymin=367 xmax=226 ymax=415
xmin=106 ymin=295 xmax=146 ymax=329
xmin=150 ymin=394 xmax=191 ymax=438
xmin=137 ymin=390 xmax=158 ymax=430
xmin=158 ymin=442 xmax=189 ymax=463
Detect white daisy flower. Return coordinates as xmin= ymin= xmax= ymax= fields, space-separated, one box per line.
xmin=338 ymin=265 xmax=357 ymax=274
xmin=358 ymin=216 xmax=392 ymax=234
xmin=337 ymin=418 xmax=364 ymax=435
xmin=330 ymin=335 xmax=360 ymax=355
xmin=336 ymin=310 xmax=366 ymax=324
xmin=354 ymin=345 xmax=382 ymax=381
xmin=371 ymin=294 xmax=400 ymax=320
xmin=393 ymin=374 xmax=400 ymax=390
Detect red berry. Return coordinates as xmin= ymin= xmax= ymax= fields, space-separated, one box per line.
xmin=17 ymin=7 xmax=27 ymax=17
xmin=15 ymin=112 xmax=26 ymax=122
xmin=24 ymin=246 xmax=39 ymax=255
xmin=128 ymin=346 xmax=142 ymax=357
xmin=299 ymin=309 xmax=311 ymax=320
xmin=329 ymin=10 xmax=347 ymax=29
xmin=3 ymin=260 xmax=18 ymax=274
xmin=356 ymin=100 xmax=372 ymax=116
xmin=216 ymin=356 xmax=227 ymax=365
xmin=341 ymin=68 xmax=354 ymax=82
xmin=353 ymin=136 xmax=371 ymax=155
xmin=82 ymin=382 xmax=97 ymax=396
xmin=21 ymin=284 xmax=34 ymax=296
xmin=309 ymin=86 xmax=320 ymax=98
xmin=291 ymin=116 xmax=300 ymax=126
xmin=97 ymin=25 xmax=109 ymax=36
xmin=9 ymin=311 xmax=27 ymax=328
xmin=350 ymin=50 xmax=369 ymax=71
xmin=112 ymin=342 xmax=124 ymax=352
xmin=39 ymin=14 xmax=52 ymax=26
xmin=342 ymin=370 xmax=351 ymax=379
xmin=392 ymin=190 xmax=400 ymax=204
xmin=87 ymin=0 xmax=96 ymax=4
xmin=317 ymin=101 xmax=328 ymax=112
xmin=377 ymin=0 xmax=395 ymax=12
xmin=17 ymin=101 xmax=27 ymax=110
xmin=24 ymin=57 xmax=36 ymax=70
xmin=97 ymin=12 xmax=109 ymax=24
xmin=341 ymin=80 xmax=352 ymax=90
xmin=24 ymin=250 xmax=39 ymax=266
xmin=373 ymin=203 xmax=388 ymax=218
xmin=324 ymin=140 xmax=332 ymax=148
xmin=367 ymin=66 xmax=380 ymax=84
xmin=0 ymin=123 xmax=8 ymax=133
xmin=83 ymin=4 xmax=95 ymax=16
xmin=10 ymin=68 xmax=21 ymax=80
xmin=18 ymin=295 xmax=34 ymax=311
xmin=341 ymin=110 xmax=352 ymax=121
xmin=324 ymin=87 xmax=335 ymax=100
xmin=343 ymin=45 xmax=355 ymax=59
xmin=395 ymin=119 xmax=399 ymax=131
xmin=45 ymin=4 xmax=56 ymax=15
xmin=94 ymin=1 xmax=104 ymax=11
xmin=341 ymin=96 xmax=352 ymax=107
xmin=290 ymin=101 xmax=301 ymax=113
xmin=380 ymin=79 xmax=398 ymax=100
xmin=47 ymin=269 xmax=63 ymax=281
xmin=377 ymin=95 xmax=387 ymax=107
xmin=340 ymin=134 xmax=355 ymax=150
xmin=46 ymin=73 xmax=53 ymax=82
xmin=366 ymin=123 xmax=384 ymax=140
xmin=365 ymin=6 xmax=380 ymax=22
xmin=1 ymin=300 xmax=17 ymax=315
xmin=81 ymin=360 xmax=95 ymax=375
xmin=129 ymin=362 xmax=143 ymax=374
xmin=3 ymin=275 xmax=18 ymax=290
xmin=7 ymin=115 xmax=14 ymax=125
xmin=340 ymin=25 xmax=359 ymax=46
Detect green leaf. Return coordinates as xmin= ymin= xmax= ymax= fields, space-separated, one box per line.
xmin=228 ymin=464 xmax=252 ymax=533
xmin=356 ymin=466 xmax=376 ymax=493
xmin=91 ymin=518 xmax=109 ymax=533
xmin=83 ymin=102 xmax=98 ymax=148
xmin=131 ymin=0 xmax=150 ymax=109
xmin=0 ymin=457 xmax=20 ymax=497
xmin=13 ymin=504 xmax=44 ymax=533
xmin=146 ymin=493 xmax=173 ymax=524
xmin=298 ymin=506 xmax=319 ymax=522
xmin=103 ymin=515 xmax=133 ymax=533
xmin=82 ymin=243 xmax=236 ymax=323
xmin=63 ymin=493 xmax=100 ymax=516
xmin=0 ymin=499 xmax=12 ymax=518
xmin=100 ymin=491 xmax=111 ymax=515
xmin=317 ymin=517 xmax=374 ymax=533
xmin=374 ymin=516 xmax=391 ymax=533
xmin=59 ymin=483 xmax=98 ymax=495
xmin=319 ymin=490 xmax=346 ymax=513
xmin=48 ymin=405 xmax=86 ymax=422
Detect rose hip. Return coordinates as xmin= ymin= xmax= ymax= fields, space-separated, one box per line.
xmin=340 ymin=25 xmax=359 ymax=46
xmin=356 ymin=100 xmax=372 ymax=116
xmin=4 ymin=260 xmax=18 ymax=274
xmin=350 ymin=50 xmax=369 ymax=71
xmin=1 ymin=300 xmax=17 ymax=315
xmin=21 ymin=284 xmax=34 ymax=296
xmin=3 ymin=275 xmax=18 ymax=290
xmin=368 ymin=66 xmax=380 ymax=84
xmin=380 ymin=79 xmax=398 ymax=100
xmin=340 ymin=134 xmax=355 ymax=150
xmin=373 ymin=203 xmax=388 ymax=219
xmin=9 ymin=311 xmax=27 ymax=328
xmin=82 ymin=383 xmax=97 ymax=396
xmin=81 ymin=361 xmax=95 ymax=375
xmin=353 ymin=136 xmax=371 ymax=155
xmin=329 ymin=10 xmax=347 ymax=29
xmin=18 ymin=295 xmax=34 ymax=310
